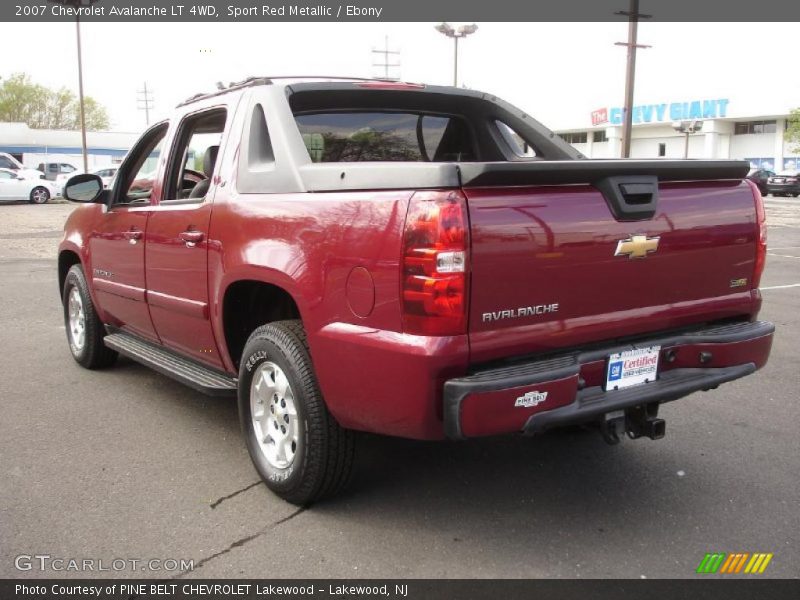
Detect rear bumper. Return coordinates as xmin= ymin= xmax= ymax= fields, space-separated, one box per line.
xmin=443 ymin=320 xmax=774 ymax=439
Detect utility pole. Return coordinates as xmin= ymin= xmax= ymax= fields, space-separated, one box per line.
xmin=614 ymin=0 xmax=651 ymax=158
xmin=137 ymin=82 xmax=154 ymax=126
xmin=371 ymin=36 xmax=401 ymax=81
xmin=75 ymin=15 xmax=88 ymax=172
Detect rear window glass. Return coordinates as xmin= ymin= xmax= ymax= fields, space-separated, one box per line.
xmin=295 ymin=112 xmax=475 ymax=162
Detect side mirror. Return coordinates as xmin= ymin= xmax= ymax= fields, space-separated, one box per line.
xmin=64 ymin=174 xmax=104 ymax=203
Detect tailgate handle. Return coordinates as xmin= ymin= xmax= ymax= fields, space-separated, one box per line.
xmin=619 ymin=182 xmax=655 ymax=204
xmin=595 ymin=176 xmax=659 ymax=221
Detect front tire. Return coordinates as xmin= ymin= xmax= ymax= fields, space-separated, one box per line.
xmin=238 ymin=320 xmax=355 ymax=505
xmin=30 ymin=186 xmax=50 ymax=204
xmin=62 ymin=265 xmax=118 ymax=369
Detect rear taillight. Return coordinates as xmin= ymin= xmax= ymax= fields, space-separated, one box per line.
xmin=746 ymin=179 xmax=767 ymax=289
xmin=402 ymin=191 xmax=469 ymax=336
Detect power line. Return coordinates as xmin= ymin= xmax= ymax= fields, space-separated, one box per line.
xmin=371 ymin=36 xmax=401 ymax=81
xmin=136 ymin=82 xmax=154 ymax=126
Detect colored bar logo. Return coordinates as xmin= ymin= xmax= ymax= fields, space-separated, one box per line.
xmin=696 ymin=552 xmax=773 ymax=574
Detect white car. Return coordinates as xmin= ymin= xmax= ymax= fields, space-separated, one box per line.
xmin=56 ymin=165 xmax=119 ymax=196
xmin=0 ymin=152 xmax=46 ymax=180
xmin=0 ymin=168 xmax=59 ymax=204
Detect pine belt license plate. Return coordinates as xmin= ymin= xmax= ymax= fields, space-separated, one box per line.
xmin=605 ymin=346 xmax=661 ymax=391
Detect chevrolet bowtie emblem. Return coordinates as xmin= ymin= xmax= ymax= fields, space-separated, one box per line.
xmin=614 ymin=235 xmax=660 ymax=259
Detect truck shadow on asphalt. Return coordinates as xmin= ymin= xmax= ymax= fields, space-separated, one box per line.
xmin=113 ymin=356 xmax=700 ymax=525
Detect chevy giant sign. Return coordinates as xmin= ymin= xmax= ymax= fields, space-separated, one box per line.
xmin=591 ymin=99 xmax=730 ymax=126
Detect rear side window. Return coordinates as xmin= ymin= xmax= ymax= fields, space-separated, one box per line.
xmin=295 ymin=112 xmax=475 ymax=162
xmin=496 ymin=121 xmax=538 ymax=158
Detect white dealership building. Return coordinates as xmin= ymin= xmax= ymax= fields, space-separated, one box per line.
xmin=0 ymin=122 xmax=139 ymax=171
xmin=553 ymin=97 xmax=799 ymax=171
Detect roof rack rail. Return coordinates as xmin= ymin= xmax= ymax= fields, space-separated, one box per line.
xmin=176 ymin=77 xmax=272 ymax=107
xmin=177 ymin=76 xmax=401 ymax=107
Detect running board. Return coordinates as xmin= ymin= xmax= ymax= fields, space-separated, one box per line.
xmin=104 ymin=332 xmax=237 ymax=397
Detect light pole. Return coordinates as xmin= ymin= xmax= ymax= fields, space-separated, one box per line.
xmin=672 ymin=120 xmax=703 ymax=159
xmin=47 ymin=0 xmax=102 ymax=173
xmin=434 ymin=23 xmax=478 ymax=87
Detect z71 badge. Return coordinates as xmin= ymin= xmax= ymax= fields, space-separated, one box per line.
xmin=515 ymin=391 xmax=548 ymax=408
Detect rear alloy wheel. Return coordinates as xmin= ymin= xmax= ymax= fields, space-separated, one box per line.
xmin=30 ymin=186 xmax=50 ymax=204
xmin=238 ymin=320 xmax=355 ymax=505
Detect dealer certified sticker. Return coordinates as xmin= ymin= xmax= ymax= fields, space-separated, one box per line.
xmin=606 ymin=346 xmax=660 ymax=391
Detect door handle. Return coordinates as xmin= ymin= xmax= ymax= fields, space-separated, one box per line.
xmin=179 ymin=230 xmax=204 ymax=247
xmin=123 ymin=229 xmax=143 ymax=244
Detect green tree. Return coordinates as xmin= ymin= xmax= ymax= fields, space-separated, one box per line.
xmin=786 ymin=108 xmax=800 ymax=154
xmin=0 ymin=73 xmax=109 ymax=130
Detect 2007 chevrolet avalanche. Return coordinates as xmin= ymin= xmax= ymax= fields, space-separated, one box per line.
xmin=58 ymin=77 xmax=774 ymax=504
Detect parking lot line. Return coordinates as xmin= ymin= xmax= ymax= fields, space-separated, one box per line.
xmin=760 ymin=283 xmax=800 ymax=290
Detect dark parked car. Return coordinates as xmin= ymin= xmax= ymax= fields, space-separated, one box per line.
xmin=746 ymin=168 xmax=774 ymax=196
xmin=766 ymin=170 xmax=800 ymax=197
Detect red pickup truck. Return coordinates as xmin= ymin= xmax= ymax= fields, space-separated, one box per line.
xmin=59 ymin=77 xmax=773 ymax=504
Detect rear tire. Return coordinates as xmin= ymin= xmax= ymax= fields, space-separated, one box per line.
xmin=30 ymin=186 xmax=50 ymax=204
xmin=62 ymin=264 xmax=118 ymax=369
xmin=238 ymin=320 xmax=355 ymax=505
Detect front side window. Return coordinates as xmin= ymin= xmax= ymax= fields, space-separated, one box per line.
xmin=295 ymin=112 xmax=475 ymax=162
xmin=114 ymin=125 xmax=168 ymax=205
xmin=0 ymin=157 xmax=15 ymax=169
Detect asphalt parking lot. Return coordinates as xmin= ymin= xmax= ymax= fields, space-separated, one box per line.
xmin=1 ymin=197 xmax=798 ymax=580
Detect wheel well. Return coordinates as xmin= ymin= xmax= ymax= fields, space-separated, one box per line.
xmin=58 ymin=250 xmax=81 ymax=296
xmin=223 ymin=280 xmax=301 ymax=368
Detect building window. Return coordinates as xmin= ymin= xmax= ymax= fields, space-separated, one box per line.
xmin=592 ymin=130 xmax=608 ymax=143
xmin=560 ymin=132 xmax=588 ymax=144
xmin=658 ymin=143 xmax=666 ymax=157
xmin=734 ymin=120 xmax=777 ymax=135
xmin=746 ymin=157 xmax=777 ymax=171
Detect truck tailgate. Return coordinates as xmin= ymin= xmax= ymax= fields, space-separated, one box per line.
xmin=460 ymin=160 xmax=759 ymax=364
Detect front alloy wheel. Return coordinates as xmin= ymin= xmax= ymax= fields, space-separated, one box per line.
xmin=62 ymin=264 xmax=118 ymax=369
xmin=67 ymin=286 xmax=86 ymax=354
